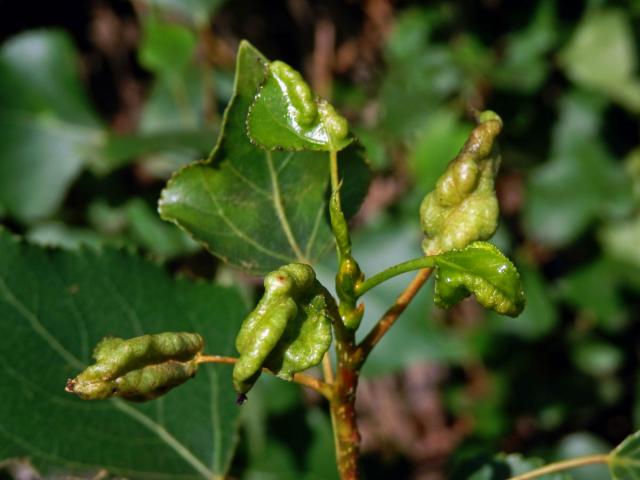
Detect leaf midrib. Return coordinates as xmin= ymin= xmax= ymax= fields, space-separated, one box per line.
xmin=265 ymin=151 xmax=306 ymax=262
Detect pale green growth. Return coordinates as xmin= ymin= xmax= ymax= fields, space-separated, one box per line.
xmin=247 ymin=59 xmax=352 ymax=151
xmin=329 ymin=189 xmax=351 ymax=257
xmin=270 ymin=61 xmax=317 ymax=126
xmin=318 ymin=99 xmax=349 ymax=146
xmin=233 ymin=263 xmax=332 ymax=394
xmin=66 ymin=332 xmax=204 ymax=401
xmin=420 ymin=111 xmax=503 ymax=255
xmin=432 ymin=241 xmax=525 ymax=317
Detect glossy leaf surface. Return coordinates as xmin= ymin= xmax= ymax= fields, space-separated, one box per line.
xmin=0 ymin=230 xmax=248 ymax=478
xmin=0 ymin=30 xmax=105 ymax=221
xmin=159 ymin=41 xmax=370 ymax=274
xmin=432 ymin=241 xmax=525 ymax=317
xmin=420 ymin=111 xmax=502 ymax=255
xmin=247 ymin=60 xmax=352 ymax=152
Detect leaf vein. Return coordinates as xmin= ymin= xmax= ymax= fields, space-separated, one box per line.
xmin=197 ymin=168 xmax=293 ymax=262
xmin=266 ymin=151 xmax=306 ymax=262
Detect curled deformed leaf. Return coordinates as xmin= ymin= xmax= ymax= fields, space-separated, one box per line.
xmin=66 ymin=332 xmax=204 ymax=401
xmin=247 ymin=60 xmax=352 ymax=152
xmin=420 ymin=110 xmax=502 ymax=255
xmin=432 ymin=241 xmax=525 ymax=317
xmin=233 ymin=263 xmax=332 ymax=394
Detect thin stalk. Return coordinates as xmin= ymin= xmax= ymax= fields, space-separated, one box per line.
xmin=322 ymin=352 xmax=335 ymax=384
xmin=355 ymin=256 xmax=436 ymax=298
xmin=330 ymin=353 xmax=360 ymax=480
xmin=330 ymin=150 xmax=340 ymax=207
xmin=329 ymin=149 xmax=351 ymax=261
xmin=356 ymin=268 xmax=433 ymax=364
xmin=508 ymin=454 xmax=610 ymax=480
xmin=326 ymin=148 xmax=361 ymax=479
xmin=196 ymin=354 xmax=333 ymax=400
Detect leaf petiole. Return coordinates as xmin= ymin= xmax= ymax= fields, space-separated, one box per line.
xmin=355 ymin=268 xmax=433 ymax=365
xmin=196 ymin=354 xmax=334 ymax=400
xmin=354 ymin=256 xmax=437 ymax=298
xmin=507 ymin=454 xmax=610 ymax=480
xmin=329 ymin=149 xmax=351 ymax=260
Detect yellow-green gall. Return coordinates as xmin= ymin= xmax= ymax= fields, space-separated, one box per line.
xmin=420 ymin=111 xmax=503 ymax=255
xmin=247 ymin=58 xmax=352 ymax=151
xmin=233 ymin=263 xmax=332 ymax=395
xmin=318 ymin=99 xmax=349 ymax=147
xmin=270 ymin=60 xmax=317 ymax=126
xmin=66 ymin=332 xmax=204 ymax=401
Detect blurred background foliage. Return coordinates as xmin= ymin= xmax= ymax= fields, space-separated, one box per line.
xmin=1 ymin=0 xmax=640 ymax=478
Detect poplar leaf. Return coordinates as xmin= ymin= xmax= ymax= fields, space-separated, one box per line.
xmin=0 ymin=229 xmax=248 ymax=478
xmin=247 ymin=60 xmax=352 ymax=152
xmin=159 ymin=41 xmax=370 ymax=274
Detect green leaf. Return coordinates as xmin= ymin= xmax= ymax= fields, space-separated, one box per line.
xmin=129 ymin=64 xmax=219 ymax=179
xmin=601 ymin=215 xmax=640 ymax=269
xmin=98 ymin=130 xmax=215 ymax=174
xmin=609 ymin=431 xmax=640 ymax=479
xmin=492 ymin=0 xmax=557 ymax=93
xmin=420 ymin=111 xmax=502 ymax=255
xmin=555 ymin=433 xmax=610 ymax=480
xmin=407 ymin=108 xmax=472 ymax=194
xmin=524 ymin=91 xmax=633 ymax=247
xmin=247 ymin=61 xmax=352 ymax=152
xmin=139 ymin=20 xmax=197 ymax=77
xmin=432 ymin=241 xmax=525 ymax=317
xmin=558 ymin=260 xmax=626 ymax=332
xmin=453 ymin=453 xmax=571 ymax=480
xmin=571 ymin=340 xmax=623 ymax=377
xmin=0 ymin=30 xmax=105 ymax=222
xmin=137 ymin=0 xmax=227 ymax=26
xmin=159 ymin=41 xmax=370 ymax=274
xmin=26 ymin=222 xmax=106 ymax=250
xmin=0 ymin=229 xmax=248 ymax=478
xmin=488 ymin=259 xmax=558 ymax=340
xmin=560 ymin=8 xmax=640 ymax=112
xmin=316 ymin=217 xmax=467 ymax=376
xmin=378 ymin=7 xmax=462 ymax=138
xmin=600 ymin=148 xmax=640 ymax=268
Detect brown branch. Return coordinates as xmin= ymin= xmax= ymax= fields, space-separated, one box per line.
xmin=355 ymin=268 xmax=433 ymax=365
xmin=196 ymin=354 xmax=334 ymax=400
